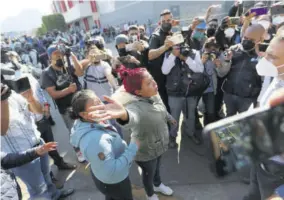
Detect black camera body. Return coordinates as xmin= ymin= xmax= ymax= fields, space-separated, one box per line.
xmin=57 ymin=43 xmax=71 ymax=56
xmin=180 ymin=43 xmax=195 ymax=59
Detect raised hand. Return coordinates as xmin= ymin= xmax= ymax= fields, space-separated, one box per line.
xmin=35 ymin=142 xmax=57 ymax=156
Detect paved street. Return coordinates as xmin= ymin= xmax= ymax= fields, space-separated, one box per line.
xmin=20 ymin=41 xmax=248 ymax=200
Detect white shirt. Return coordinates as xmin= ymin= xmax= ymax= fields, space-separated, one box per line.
xmin=161 ymin=50 xmax=204 ymax=75
xmin=1 ymin=92 xmax=41 ymax=154
xmin=257 ymin=76 xmax=273 ymax=103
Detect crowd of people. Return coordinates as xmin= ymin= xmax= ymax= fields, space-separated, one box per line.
xmin=1 ymin=0 xmax=284 ymax=200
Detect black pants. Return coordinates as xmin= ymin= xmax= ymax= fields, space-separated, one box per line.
xmin=36 ymin=118 xmax=64 ymax=166
xmin=136 ymin=156 xmax=162 ymax=197
xmin=91 ymin=171 xmax=133 ymax=200
xmin=202 ymin=92 xmax=217 ymax=125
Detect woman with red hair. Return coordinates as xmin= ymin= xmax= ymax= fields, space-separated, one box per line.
xmin=87 ymin=67 xmax=175 ymax=200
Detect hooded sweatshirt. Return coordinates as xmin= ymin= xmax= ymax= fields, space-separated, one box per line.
xmin=70 ymin=120 xmax=137 ymax=184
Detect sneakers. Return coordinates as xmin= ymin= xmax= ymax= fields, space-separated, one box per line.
xmin=76 ymin=151 xmax=86 ymax=163
xmin=147 ymin=194 xmax=159 ymax=200
xmin=154 ymin=183 xmax=173 ymax=196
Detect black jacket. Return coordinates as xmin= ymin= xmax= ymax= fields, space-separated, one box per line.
xmin=222 ymin=45 xmax=262 ymax=98
xmin=228 ymin=4 xmax=243 ymax=17
xmin=1 ymin=149 xmax=39 ymax=200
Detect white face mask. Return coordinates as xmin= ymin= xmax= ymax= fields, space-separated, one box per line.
xmin=224 ymin=28 xmax=235 ymax=38
xmin=258 ymin=20 xmax=270 ymax=30
xmin=272 ymin=16 xmax=284 ymax=25
xmin=256 ymin=57 xmax=284 ymax=77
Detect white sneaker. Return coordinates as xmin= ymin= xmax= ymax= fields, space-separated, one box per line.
xmin=147 ymin=194 xmax=159 ymax=200
xmin=76 ymin=151 xmax=85 ymax=163
xmin=153 ymin=183 xmax=173 ymax=196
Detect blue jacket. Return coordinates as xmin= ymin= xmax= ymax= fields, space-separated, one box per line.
xmin=70 ymin=120 xmax=137 ymax=184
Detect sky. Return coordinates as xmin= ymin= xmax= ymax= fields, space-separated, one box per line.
xmin=0 ymin=0 xmax=52 ymax=22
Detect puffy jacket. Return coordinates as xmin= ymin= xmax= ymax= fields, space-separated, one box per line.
xmin=112 ymin=87 xmax=170 ymax=162
xmin=1 ymin=149 xmax=39 ymax=200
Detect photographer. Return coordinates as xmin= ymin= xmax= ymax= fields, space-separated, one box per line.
xmin=201 ymin=37 xmax=230 ymax=125
xmin=217 ymin=24 xmax=264 ymax=116
xmin=162 ymin=42 xmax=204 ymax=147
xmin=1 ymin=83 xmax=74 ymax=199
xmin=40 ymin=44 xmax=85 ymax=162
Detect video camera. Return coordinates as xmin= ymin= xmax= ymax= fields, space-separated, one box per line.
xmin=57 ymin=43 xmax=71 ymax=56
xmin=1 ymin=66 xmax=31 ymax=94
xmin=178 ymin=43 xmax=195 ymax=59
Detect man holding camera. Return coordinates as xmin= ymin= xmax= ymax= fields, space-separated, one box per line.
xmin=40 ymin=44 xmax=85 ymax=162
xmin=1 ymin=83 xmax=74 ymax=199
xmin=148 ymin=9 xmax=175 ymax=111
xmin=217 ymin=24 xmax=264 ymax=116
xmin=162 ymin=43 xmax=204 ymax=147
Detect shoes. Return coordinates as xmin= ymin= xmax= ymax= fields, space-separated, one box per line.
xmin=51 ymin=176 xmax=64 ymax=189
xmin=76 ymin=151 xmax=86 ymax=163
xmin=154 ymin=183 xmax=173 ymax=196
xmin=59 ymin=188 xmax=75 ymax=199
xmin=188 ymin=134 xmax=202 ymax=145
xmin=147 ymin=194 xmax=159 ymax=200
xmin=57 ymin=162 xmax=77 ymax=170
xmin=168 ymin=136 xmax=178 ymax=149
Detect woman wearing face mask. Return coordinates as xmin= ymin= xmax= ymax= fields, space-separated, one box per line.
xmin=69 ymin=90 xmax=138 ymax=200
xmin=89 ymin=67 xmax=174 ymax=200
xmin=40 ymin=44 xmax=85 ymax=162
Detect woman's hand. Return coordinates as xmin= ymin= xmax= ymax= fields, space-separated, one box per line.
xmin=35 ymin=142 xmax=57 ymax=156
xmin=87 ymin=96 xmax=128 ymax=121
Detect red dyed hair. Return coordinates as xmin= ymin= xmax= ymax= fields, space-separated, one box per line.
xmin=118 ymin=66 xmax=147 ymax=95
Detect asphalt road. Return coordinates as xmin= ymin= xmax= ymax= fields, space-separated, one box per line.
xmin=20 ymin=41 xmax=248 ymax=200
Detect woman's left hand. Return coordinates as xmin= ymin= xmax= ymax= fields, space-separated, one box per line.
xmin=87 ymin=96 xmax=128 ymax=121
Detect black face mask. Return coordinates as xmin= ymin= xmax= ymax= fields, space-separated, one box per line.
xmin=55 ymin=58 xmax=64 ymax=67
xmin=242 ymin=39 xmax=255 ymax=52
xmin=207 ymin=28 xmax=216 ymax=38
xmin=117 ymin=48 xmax=127 ymax=57
xmin=161 ymin=22 xmax=172 ymax=33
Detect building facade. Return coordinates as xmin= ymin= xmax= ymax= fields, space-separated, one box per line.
xmin=51 ymin=0 xmax=101 ymax=32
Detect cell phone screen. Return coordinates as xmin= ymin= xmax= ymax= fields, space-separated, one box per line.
xmin=250 ymin=7 xmax=269 ymax=16
xmin=204 ymin=103 xmax=284 ymax=172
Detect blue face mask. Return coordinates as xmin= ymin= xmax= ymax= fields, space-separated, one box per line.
xmin=192 ymin=31 xmax=205 ymax=41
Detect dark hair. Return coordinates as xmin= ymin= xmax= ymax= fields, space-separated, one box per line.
xmin=204 ymin=37 xmax=219 ymax=49
xmin=69 ymin=90 xmax=96 ymax=120
xmin=118 ymin=66 xmax=147 ymax=95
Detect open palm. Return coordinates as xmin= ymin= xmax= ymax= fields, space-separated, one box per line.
xmin=87 ymin=96 xmax=127 ymax=121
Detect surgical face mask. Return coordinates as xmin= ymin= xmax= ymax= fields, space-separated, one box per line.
xmin=161 ymin=22 xmax=172 ymax=33
xmin=224 ymin=28 xmax=235 ymax=38
xmin=256 ymin=57 xmax=284 ymax=77
xmin=55 ymin=58 xmax=64 ymax=67
xmin=192 ymin=31 xmax=205 ymax=41
xmin=242 ymin=39 xmax=255 ymax=52
xmin=117 ymin=48 xmax=127 ymax=57
xmin=272 ymin=16 xmax=284 ymax=25
xmin=206 ymin=28 xmax=216 ymax=37
xmin=258 ymin=20 xmax=270 ymax=30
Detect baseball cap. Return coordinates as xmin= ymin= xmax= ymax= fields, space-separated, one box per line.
xmin=47 ymin=44 xmax=59 ymax=58
xmin=196 ymin=20 xmax=207 ymax=30
xmin=115 ymin=34 xmax=129 ymax=45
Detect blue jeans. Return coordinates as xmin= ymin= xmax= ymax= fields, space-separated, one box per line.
xmin=168 ymin=96 xmax=198 ymax=137
xmin=12 ymin=140 xmax=60 ymax=200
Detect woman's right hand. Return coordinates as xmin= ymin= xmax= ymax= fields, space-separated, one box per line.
xmin=87 ymin=96 xmax=128 ymax=121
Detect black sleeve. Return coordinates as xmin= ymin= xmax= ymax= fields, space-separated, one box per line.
xmin=1 ymin=149 xmax=39 ymax=170
xmin=228 ymin=5 xmax=238 ymax=17
xmin=141 ymin=48 xmax=149 ymax=67
xmin=215 ymin=27 xmax=226 ymax=51
xmin=148 ymin=34 xmax=161 ymax=50
xmin=185 ymin=27 xmax=194 ymax=46
xmin=40 ymin=69 xmax=56 ymax=89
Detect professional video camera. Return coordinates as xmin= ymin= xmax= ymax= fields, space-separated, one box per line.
xmin=179 ymin=43 xmax=195 ymax=59
xmin=1 ymin=66 xmax=31 ymax=94
xmin=57 ymin=43 xmax=71 ymax=56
